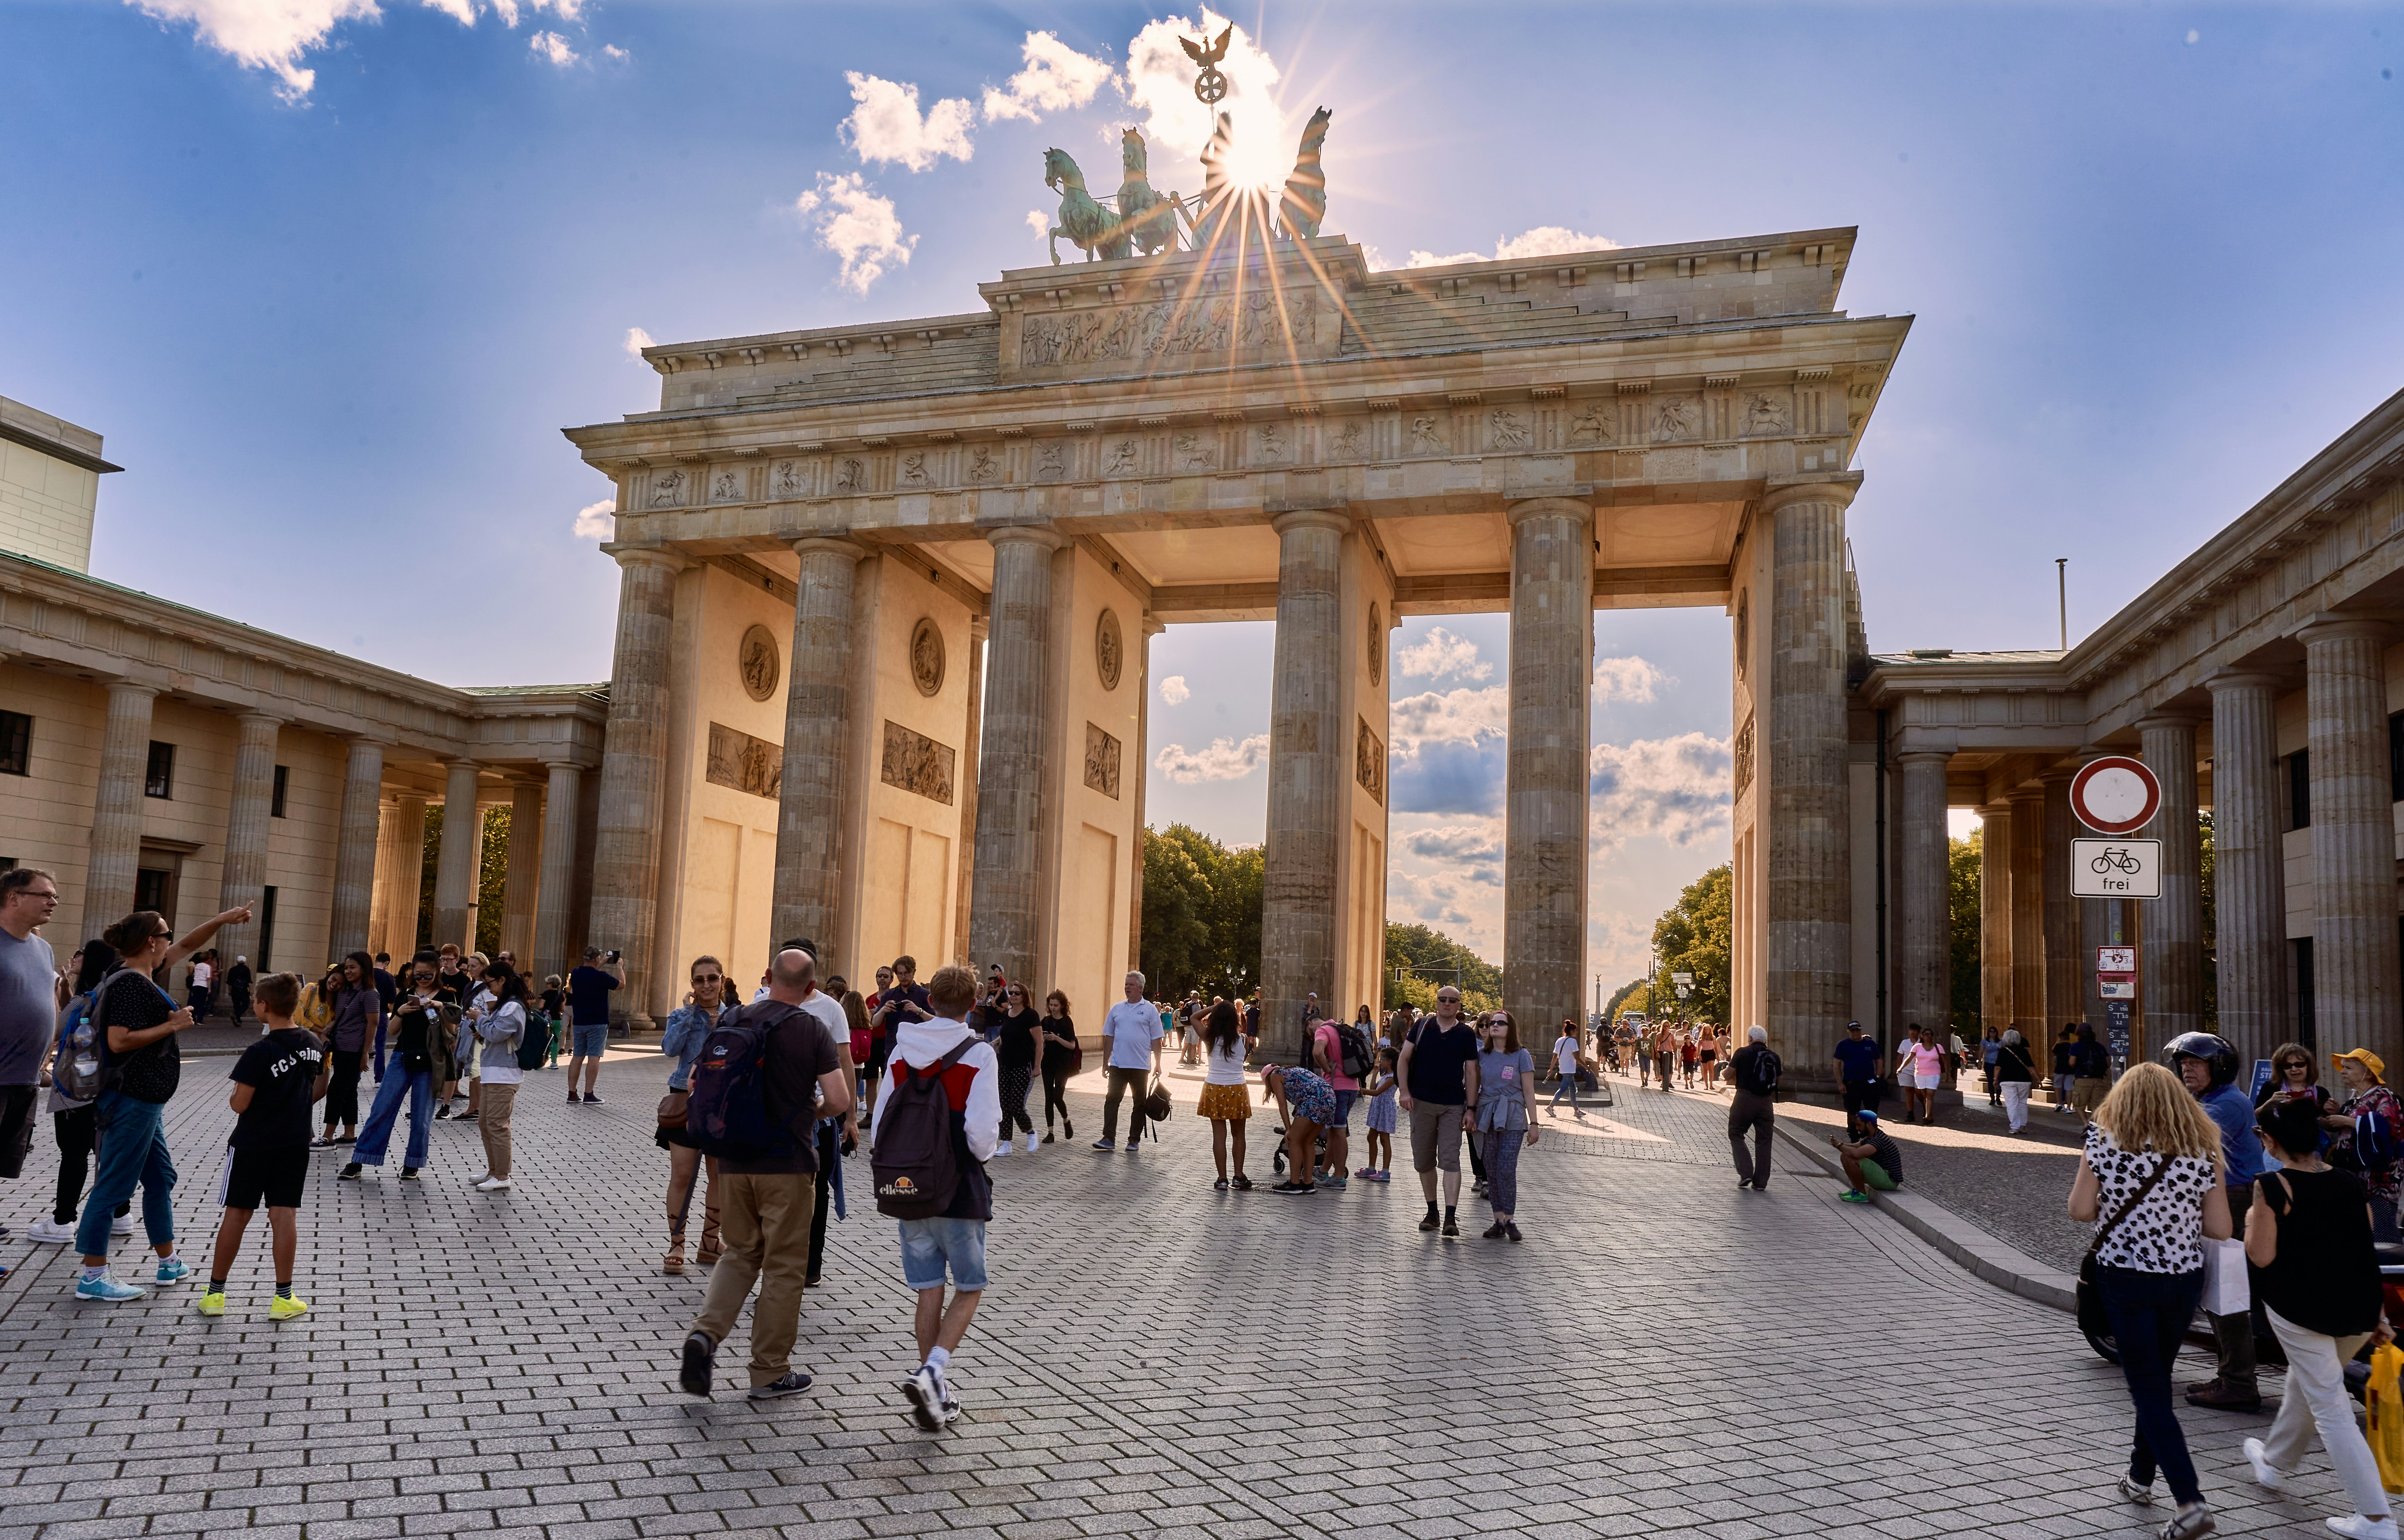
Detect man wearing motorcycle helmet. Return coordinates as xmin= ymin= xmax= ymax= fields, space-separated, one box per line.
xmin=2167 ymin=1030 xmax=2272 ymax=1413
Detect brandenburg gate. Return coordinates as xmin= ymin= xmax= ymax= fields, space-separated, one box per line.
xmin=563 ymin=219 xmax=1911 ymax=1068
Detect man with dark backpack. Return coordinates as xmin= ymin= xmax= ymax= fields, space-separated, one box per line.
xmin=869 ymin=963 xmax=998 ymax=1431
xmin=1726 ymin=1025 xmax=1779 ymax=1192
xmin=675 ymin=946 xmax=851 ymax=1403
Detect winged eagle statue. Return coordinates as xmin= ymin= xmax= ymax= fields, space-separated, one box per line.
xmin=1180 ymin=25 xmax=1231 ymax=103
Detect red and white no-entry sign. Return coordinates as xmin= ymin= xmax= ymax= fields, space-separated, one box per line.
xmin=2070 ymin=756 xmax=2162 ymax=836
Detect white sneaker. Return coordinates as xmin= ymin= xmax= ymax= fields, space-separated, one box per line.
xmin=901 ymin=1364 xmax=944 ymax=1430
xmin=2117 ymin=1474 xmax=2158 ymax=1505
xmin=992 ymin=1142 xmax=1009 ymax=1159
xmin=26 ymin=1217 xmax=75 ymax=1244
xmin=467 ymin=1173 xmax=491 ymax=1186
xmin=473 ymin=1176 xmax=512 ymax=1191
xmin=1024 ymin=1130 xmax=1039 ymax=1154
xmin=2242 ymin=1437 xmax=2283 ymax=1491
xmin=2327 ymin=1517 xmax=2398 ymax=1540
xmin=109 ymin=1213 xmax=133 ymax=1237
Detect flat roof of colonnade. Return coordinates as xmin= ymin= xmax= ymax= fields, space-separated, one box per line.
xmin=565 ymin=227 xmax=1912 ymax=621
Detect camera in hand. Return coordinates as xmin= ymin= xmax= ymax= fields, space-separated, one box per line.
xmin=606 ymin=949 xmax=621 ymax=963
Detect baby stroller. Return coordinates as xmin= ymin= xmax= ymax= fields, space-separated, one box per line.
xmin=1269 ymin=1121 xmax=1330 ymax=1177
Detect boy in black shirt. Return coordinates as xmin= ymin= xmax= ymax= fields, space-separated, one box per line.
xmin=198 ymin=972 xmax=329 ymax=1319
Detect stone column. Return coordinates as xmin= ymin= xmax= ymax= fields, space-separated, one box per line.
xmin=2138 ymin=714 xmax=2206 ymax=1043
xmin=1762 ymin=476 xmax=1858 ymax=1078
xmin=2009 ymin=785 xmax=2046 ymax=1033
xmin=533 ymin=761 xmax=583 ymax=981
xmin=368 ymin=796 xmax=404 ymax=959
xmin=1502 ymin=497 xmax=1594 ymax=1036
xmin=2041 ymin=767 xmax=2082 ymax=1030
xmin=2302 ymin=618 xmax=2402 ymax=1065
xmin=215 ymin=712 xmax=282 ymax=969
xmin=432 ymin=759 xmax=483 ymax=953
xmin=1979 ymin=801 xmax=2012 ymax=1035
xmin=952 ymin=613 xmax=988 ymax=964
xmin=500 ymin=779 xmax=544 ymax=964
xmin=388 ymin=795 xmax=428 ymax=955
xmin=968 ymin=526 xmax=1066 ymax=991
xmin=588 ymin=546 xmax=684 ymax=1029
xmin=85 ymin=681 xmax=157 ymax=926
xmin=771 ymin=536 xmax=865 ymax=954
xmin=2209 ymin=672 xmax=2290 ymax=1063
xmin=327 ymin=737 xmax=385 ymax=960
xmin=1127 ymin=616 xmax=1162 ymax=971
xmin=1258 ymin=509 xmax=1349 ymax=1061
xmin=1896 ymin=751 xmax=1951 ymax=1035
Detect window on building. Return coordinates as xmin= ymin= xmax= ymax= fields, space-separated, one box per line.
xmin=2290 ymin=749 xmax=2311 ymax=831
xmin=258 ymin=886 xmax=277 ymax=969
xmin=0 ymin=711 xmax=29 ymax=776
xmin=2294 ymin=935 xmax=2316 ymax=1051
xmin=134 ymin=867 xmax=171 ymax=913
xmin=144 ymin=741 xmax=174 ymax=799
xmin=271 ymin=765 xmax=288 ymax=819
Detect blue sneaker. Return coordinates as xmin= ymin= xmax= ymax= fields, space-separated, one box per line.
xmin=75 ymin=1274 xmax=147 ymax=1302
xmin=154 ymin=1258 xmax=192 ymax=1285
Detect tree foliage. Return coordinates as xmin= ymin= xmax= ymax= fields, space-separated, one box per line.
xmin=1382 ymin=922 xmax=1501 ymax=1016
xmin=1651 ymin=863 xmax=1731 ymax=1027
xmin=1602 ymin=975 xmax=1650 ymax=1023
xmin=1950 ymin=828 xmax=1981 ymax=1031
xmin=1138 ymin=824 xmax=1263 ymax=1000
xmin=413 ymin=802 xmax=512 ymax=956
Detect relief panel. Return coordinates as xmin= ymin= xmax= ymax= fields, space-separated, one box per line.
xmin=881 ymin=721 xmax=956 ymax=805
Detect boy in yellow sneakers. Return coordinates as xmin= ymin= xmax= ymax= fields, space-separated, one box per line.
xmin=197 ymin=972 xmax=329 ymax=1320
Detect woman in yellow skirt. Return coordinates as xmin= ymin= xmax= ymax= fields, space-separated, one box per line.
xmin=1196 ymin=997 xmax=1257 ymax=1191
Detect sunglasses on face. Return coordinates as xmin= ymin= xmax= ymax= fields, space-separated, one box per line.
xmin=694 ymin=973 xmax=722 ymax=985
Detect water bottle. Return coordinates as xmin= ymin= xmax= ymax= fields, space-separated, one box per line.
xmin=70 ymin=1016 xmax=97 ymax=1082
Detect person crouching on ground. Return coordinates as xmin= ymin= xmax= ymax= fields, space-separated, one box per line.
xmin=1830 ymin=1108 xmax=1903 ymax=1202
xmin=197 ymin=971 xmax=328 ymax=1320
xmin=871 ymin=963 xmax=1000 ymax=1431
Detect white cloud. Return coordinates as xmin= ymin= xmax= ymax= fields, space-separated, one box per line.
xmin=1122 ymin=10 xmax=1289 ymax=187
xmin=129 ymin=0 xmax=585 ymax=101
xmin=1390 ymin=686 xmax=1508 ymax=748
xmin=1401 ymin=823 xmax=1503 ymax=868
xmin=1588 ymin=732 xmax=1733 ymax=851
xmin=1397 ymin=626 xmax=1491 ymax=683
xmin=1025 ymin=209 xmax=1051 ymax=241
xmin=841 ymin=72 xmax=974 ymax=172
xmin=1153 ymin=733 xmax=1270 ymax=783
xmin=572 ymin=499 xmax=613 ymax=540
xmin=1384 ymin=868 xmax=1486 ymax=941
xmin=982 ymin=30 xmax=1113 ymax=122
xmin=602 ymin=42 xmax=626 ymax=60
xmin=1592 ymin=655 xmax=1667 ymax=703
xmin=622 ymin=325 xmax=654 ymax=360
xmin=1158 ymin=675 xmax=1191 ymax=706
xmin=528 ymin=29 xmax=575 ymax=65
xmin=794 ymin=172 xmax=916 ymax=294
xmin=491 ymin=0 xmax=581 ymax=24
xmin=1393 ymin=226 xmax=1624 ymax=270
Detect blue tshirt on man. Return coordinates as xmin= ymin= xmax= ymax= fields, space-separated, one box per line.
xmin=2201 ymin=1080 xmax=2271 ymax=1186
xmin=567 ymin=964 xmax=618 ymax=1027
xmin=1832 ymin=1036 xmax=1881 ymax=1085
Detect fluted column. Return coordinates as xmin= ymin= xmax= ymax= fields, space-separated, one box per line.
xmin=533 ymin=760 xmax=583 ymax=981
xmin=2009 ymin=785 xmax=2047 ymax=1034
xmin=500 ymin=779 xmax=544 ymax=964
xmin=1979 ymin=801 xmax=2012 ymax=1033
xmin=1126 ymin=615 xmax=1163 ymax=971
xmin=368 ymin=796 xmax=404 ymax=959
xmin=589 ymin=546 xmax=685 ymax=1029
xmin=387 ymin=796 xmax=428 ymax=956
xmin=1503 ymin=498 xmax=1594 ymax=1037
xmin=2138 ymin=714 xmax=2206 ymax=1043
xmin=432 ymin=758 xmax=483 ymax=953
xmin=772 ymin=536 xmax=866 ymax=953
xmin=86 ymin=681 xmax=159 ymax=927
xmin=2303 ymin=617 xmax=2401 ymax=1065
xmin=2209 ymin=672 xmax=2290 ymax=1063
xmin=1897 ymin=751 xmax=1951 ymax=1034
xmin=2042 ymin=767 xmax=2082 ymax=1030
xmin=215 ymin=713 xmax=282 ymax=969
xmin=968 ymin=526 xmax=1067 ymax=991
xmin=1763 ymin=476 xmax=1858 ymax=1077
xmin=328 ymin=737 xmax=385 ymax=959
xmin=953 ymin=613 xmax=988 ymax=965
xmin=1257 ymin=509 xmax=1350 ymax=1060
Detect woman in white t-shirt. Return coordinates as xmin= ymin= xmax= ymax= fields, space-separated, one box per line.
xmin=1194 ymin=1000 xmax=1255 ymax=1191
xmin=1546 ymin=1023 xmax=1586 ymax=1120
xmin=464 ymin=961 xmax=529 ymax=1191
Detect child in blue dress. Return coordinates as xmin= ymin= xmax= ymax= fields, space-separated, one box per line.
xmin=1356 ymin=1047 xmax=1398 ymax=1183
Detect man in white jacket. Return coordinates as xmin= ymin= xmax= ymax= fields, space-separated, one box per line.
xmin=870 ymin=963 xmax=1000 ymax=1430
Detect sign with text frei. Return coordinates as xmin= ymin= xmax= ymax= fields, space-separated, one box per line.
xmin=2072 ymin=838 xmax=2164 ymax=898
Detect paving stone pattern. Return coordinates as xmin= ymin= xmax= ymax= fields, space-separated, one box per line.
xmin=0 ymin=1054 xmax=2372 ymax=1538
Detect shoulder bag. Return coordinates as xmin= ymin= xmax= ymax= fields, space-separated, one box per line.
xmin=2075 ymin=1154 xmax=2179 ymax=1341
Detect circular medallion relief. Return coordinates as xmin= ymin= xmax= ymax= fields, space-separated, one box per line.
xmin=909 ymin=617 xmax=945 ymax=697
xmin=1096 ymin=608 xmax=1124 ymax=691
xmin=738 ymin=624 xmax=780 ymax=702
xmin=1367 ymin=602 xmax=1383 ymax=686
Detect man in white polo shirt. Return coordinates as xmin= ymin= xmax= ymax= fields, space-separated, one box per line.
xmin=1092 ymin=971 xmax=1163 ymax=1152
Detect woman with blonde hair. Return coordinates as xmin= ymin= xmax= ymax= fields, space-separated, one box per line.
xmin=2070 ymin=1061 xmax=2232 ymax=1540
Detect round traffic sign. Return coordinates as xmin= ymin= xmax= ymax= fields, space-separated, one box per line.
xmin=2069 ymin=755 xmax=2161 ymax=836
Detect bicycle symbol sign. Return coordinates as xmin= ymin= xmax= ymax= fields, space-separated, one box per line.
xmin=2070 ymin=837 xmax=2162 ymax=898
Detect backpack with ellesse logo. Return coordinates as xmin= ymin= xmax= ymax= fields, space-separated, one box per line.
xmin=872 ymin=1037 xmax=977 ymax=1219
xmin=686 ymin=1003 xmax=800 ymax=1162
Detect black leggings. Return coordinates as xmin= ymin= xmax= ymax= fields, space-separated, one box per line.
xmin=324 ymin=1049 xmax=364 ymax=1128
xmin=52 ymin=1105 xmax=130 ymax=1227
xmin=1041 ymin=1064 xmax=1072 ymax=1130
xmin=999 ymin=1065 xmax=1035 ymax=1135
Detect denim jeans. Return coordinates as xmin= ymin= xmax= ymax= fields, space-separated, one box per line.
xmin=2095 ymin=1262 xmax=2208 ymax=1505
xmin=354 ymin=1068 xmax=434 ymax=1167
xmin=75 ymin=1092 xmax=175 ymax=1257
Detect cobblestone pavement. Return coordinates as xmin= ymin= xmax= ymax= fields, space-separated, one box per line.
xmin=0 ymin=1051 xmax=2369 ymax=1539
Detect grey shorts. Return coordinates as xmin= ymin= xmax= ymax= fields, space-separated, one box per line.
xmin=571 ymin=1023 xmax=609 ymax=1059
xmin=1408 ymin=1100 xmax=1466 ymax=1174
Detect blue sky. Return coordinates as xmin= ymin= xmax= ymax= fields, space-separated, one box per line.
xmin=4 ymin=2 xmax=2398 ymax=989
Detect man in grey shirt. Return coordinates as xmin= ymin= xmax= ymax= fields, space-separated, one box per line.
xmin=0 ymin=867 xmax=65 ymax=1249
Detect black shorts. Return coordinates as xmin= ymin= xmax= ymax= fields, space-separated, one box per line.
xmin=0 ymin=1084 xmax=37 ymax=1180
xmin=220 ymin=1145 xmax=310 ymax=1211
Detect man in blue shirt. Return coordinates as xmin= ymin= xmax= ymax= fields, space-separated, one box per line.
xmin=565 ymin=948 xmax=623 ymax=1106
xmin=1830 ymin=1021 xmax=1881 ymax=1135
xmin=2171 ymin=1031 xmax=2268 ymax=1413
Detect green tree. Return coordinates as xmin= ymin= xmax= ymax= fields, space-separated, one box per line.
xmin=1602 ymin=975 xmax=1650 ymax=1023
xmin=1137 ymin=824 xmax=1266 ymax=1000
xmin=1949 ymin=828 xmax=1982 ymax=1031
xmin=1382 ymin=922 xmax=1501 ymax=1015
xmin=1209 ymin=843 xmax=1264 ymax=996
xmin=413 ymin=802 xmax=513 ymax=956
xmin=1651 ymin=864 xmax=1731 ymax=1027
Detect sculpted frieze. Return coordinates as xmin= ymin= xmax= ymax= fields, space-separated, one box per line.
xmin=1013 ymin=287 xmax=1326 ymax=374
xmin=1651 ymin=395 xmax=1700 ymax=443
